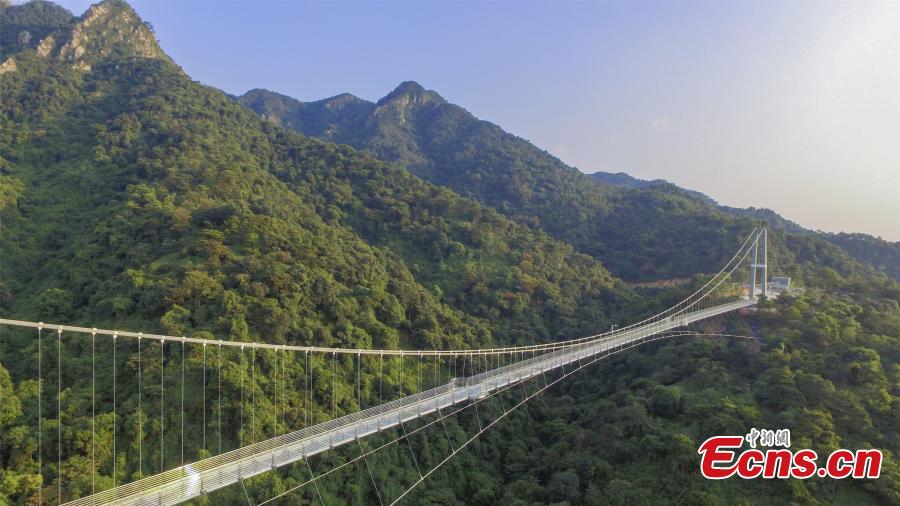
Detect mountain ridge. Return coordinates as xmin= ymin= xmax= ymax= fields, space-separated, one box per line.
xmin=237 ymin=84 xmax=852 ymax=283
xmin=1 ymin=0 xmax=168 ymax=72
xmin=1 ymin=3 xmax=898 ymax=504
xmin=591 ymin=170 xmax=900 ymax=280
xmin=237 ymin=84 xmax=900 ymax=282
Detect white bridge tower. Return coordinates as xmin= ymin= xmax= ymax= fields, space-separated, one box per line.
xmin=749 ymin=226 xmax=768 ymax=301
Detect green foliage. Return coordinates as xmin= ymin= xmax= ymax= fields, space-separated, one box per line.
xmin=825 ymin=233 xmax=900 ymax=282
xmin=391 ymin=290 xmax=898 ymax=505
xmin=0 ymin=0 xmax=74 ymax=55
xmin=238 ymin=84 xmax=755 ymax=282
xmin=238 ymin=84 xmax=900 ymax=288
xmin=0 ymin=4 xmax=629 ymax=502
xmin=0 ymin=2 xmax=897 ymax=505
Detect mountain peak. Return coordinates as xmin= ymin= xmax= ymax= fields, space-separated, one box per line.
xmin=11 ymin=0 xmax=169 ymax=70
xmin=378 ymin=80 xmax=445 ymax=107
xmin=319 ymin=92 xmax=368 ymax=108
xmin=393 ymin=80 xmax=426 ymax=94
xmin=64 ymin=0 xmax=165 ymax=62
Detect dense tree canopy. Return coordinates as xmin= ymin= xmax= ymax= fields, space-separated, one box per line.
xmin=238 ymin=85 xmax=756 ymax=282
xmin=0 ymin=1 xmax=897 ymax=504
xmin=239 ymin=84 xmax=900 ymax=285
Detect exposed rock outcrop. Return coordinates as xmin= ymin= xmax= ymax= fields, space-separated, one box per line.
xmin=0 ymin=56 xmax=16 ymax=74
xmin=36 ymin=35 xmax=55 ymax=56
xmin=56 ymin=1 xmax=165 ymax=66
xmin=17 ymin=0 xmax=167 ymax=72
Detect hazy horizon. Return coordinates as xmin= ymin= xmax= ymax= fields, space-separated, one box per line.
xmin=49 ymin=0 xmax=900 ymax=241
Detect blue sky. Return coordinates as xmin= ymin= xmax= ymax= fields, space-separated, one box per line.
xmin=50 ymin=1 xmax=900 ymax=240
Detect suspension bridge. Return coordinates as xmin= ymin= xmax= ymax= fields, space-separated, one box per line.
xmin=1 ymin=227 xmax=777 ymax=505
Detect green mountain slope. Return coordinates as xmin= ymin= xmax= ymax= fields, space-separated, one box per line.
xmin=590 ymin=170 xmax=717 ymax=204
xmin=1 ymin=2 xmax=897 ymax=505
xmin=825 ymin=233 xmax=900 ymax=281
xmin=591 ymin=170 xmax=900 ymax=281
xmin=237 ymin=85 xmax=756 ymax=282
xmin=239 ymin=85 xmax=900 ymax=285
xmin=1 ymin=2 xmax=627 ymax=348
xmin=0 ymin=0 xmax=74 ymax=56
xmin=0 ymin=2 xmax=638 ymax=500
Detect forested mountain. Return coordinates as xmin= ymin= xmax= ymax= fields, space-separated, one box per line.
xmin=825 ymin=233 xmax=900 ymax=282
xmin=237 ymin=85 xmax=754 ymax=282
xmin=1 ymin=0 xmax=634 ymax=347
xmin=0 ymin=0 xmax=71 ymax=54
xmin=238 ymin=87 xmax=900 ymax=285
xmin=1 ymin=1 xmax=898 ymax=505
xmin=589 ymin=170 xmax=716 ymax=204
xmin=0 ymin=0 xmax=628 ymax=500
xmin=589 ymin=170 xmax=658 ymax=189
xmin=591 ymin=170 xmax=900 ymax=281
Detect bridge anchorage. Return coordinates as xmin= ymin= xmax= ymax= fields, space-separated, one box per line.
xmin=1 ymin=227 xmax=777 ymax=505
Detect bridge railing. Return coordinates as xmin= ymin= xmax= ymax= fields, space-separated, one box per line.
xmin=66 ymin=377 xmax=464 ymax=505
xmin=63 ymin=297 xmax=754 ymax=506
